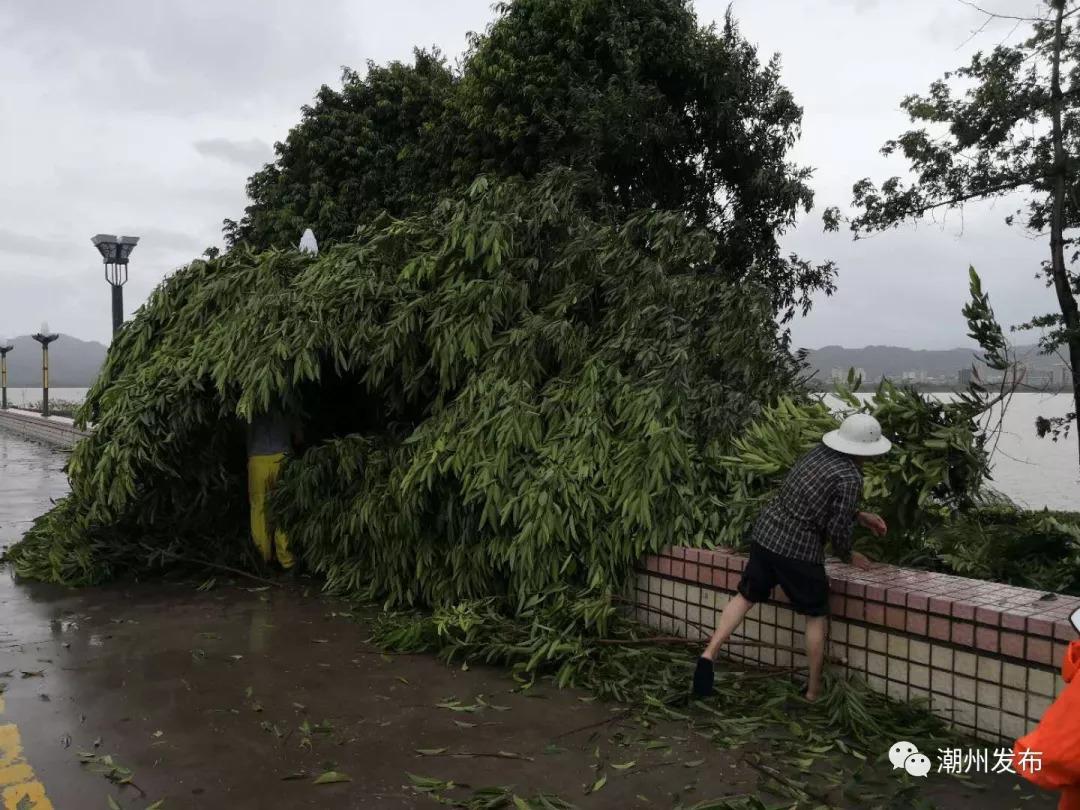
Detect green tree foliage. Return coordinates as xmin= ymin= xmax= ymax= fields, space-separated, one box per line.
xmin=836 ymin=0 xmax=1080 ymax=453
xmin=227 ymin=0 xmax=835 ymax=322
xmin=716 ymin=385 xmax=990 ymax=544
xmin=7 ymin=171 xmax=798 ymax=597
xmin=224 ymin=50 xmax=456 ymax=251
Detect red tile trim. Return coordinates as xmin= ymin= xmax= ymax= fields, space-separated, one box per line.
xmin=1027 ymin=637 xmax=1053 ymax=666
xmin=951 ymin=623 xmax=974 ymax=647
xmin=952 ymin=602 xmax=976 ymax=621
xmin=928 ymin=616 xmax=950 ymax=641
xmin=975 ymin=626 xmax=999 ymax=654
xmin=1028 ymin=618 xmax=1054 ymax=638
xmin=637 ymin=549 xmax=1080 ymax=667
xmin=1000 ymin=632 xmax=1025 ymax=659
xmin=928 ymin=597 xmax=951 ymax=616
xmin=1002 ymin=613 xmax=1026 ymax=632
xmin=906 ymin=612 xmax=928 ymax=636
xmin=886 ymin=606 xmax=906 ymax=631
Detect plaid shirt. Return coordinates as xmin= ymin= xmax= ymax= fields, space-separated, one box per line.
xmin=751 ymin=444 xmax=862 ymax=564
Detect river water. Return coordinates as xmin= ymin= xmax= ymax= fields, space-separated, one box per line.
xmin=5 ymin=387 xmax=89 ymax=408
xmin=1 ymin=389 xmax=1077 ymax=513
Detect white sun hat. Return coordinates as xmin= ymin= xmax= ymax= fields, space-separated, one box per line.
xmin=822 ymin=413 xmax=892 ymax=457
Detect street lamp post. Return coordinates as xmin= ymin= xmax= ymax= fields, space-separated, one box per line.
xmin=91 ymin=234 xmax=140 ymax=336
xmin=32 ymin=323 xmax=59 ymax=418
xmin=0 ymin=338 xmax=13 ymax=410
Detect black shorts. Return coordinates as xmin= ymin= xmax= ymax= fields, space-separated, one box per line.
xmin=737 ymin=543 xmax=829 ymax=617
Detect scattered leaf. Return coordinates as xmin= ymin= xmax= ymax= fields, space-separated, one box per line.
xmin=313 ymin=771 xmax=351 ymax=785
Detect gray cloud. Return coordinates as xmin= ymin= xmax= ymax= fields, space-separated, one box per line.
xmin=194 ymin=138 xmax=274 ymax=169
xmin=0 ymin=229 xmax=75 ymax=259
xmin=127 ymin=227 xmax=208 ymax=255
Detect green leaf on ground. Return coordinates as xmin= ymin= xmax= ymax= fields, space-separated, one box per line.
xmin=313 ymin=771 xmax=351 ymax=785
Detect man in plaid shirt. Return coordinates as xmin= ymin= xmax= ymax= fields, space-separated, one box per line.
xmin=693 ymin=413 xmax=892 ymax=701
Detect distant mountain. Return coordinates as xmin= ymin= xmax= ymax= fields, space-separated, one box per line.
xmin=804 ymin=343 xmax=1049 ymax=383
xmin=2 ymin=335 xmax=107 ymax=387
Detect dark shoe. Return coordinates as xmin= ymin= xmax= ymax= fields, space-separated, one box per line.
xmin=692 ymin=657 xmax=715 ymax=698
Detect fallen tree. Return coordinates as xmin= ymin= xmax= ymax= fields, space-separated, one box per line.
xmin=6 ymin=169 xmax=801 ymax=597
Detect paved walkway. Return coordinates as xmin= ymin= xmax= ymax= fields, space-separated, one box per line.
xmin=0 ymin=577 xmax=773 ymax=809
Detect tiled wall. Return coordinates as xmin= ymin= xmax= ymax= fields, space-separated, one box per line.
xmin=0 ymin=408 xmax=89 ymax=449
xmin=635 ymin=547 xmax=1078 ymax=744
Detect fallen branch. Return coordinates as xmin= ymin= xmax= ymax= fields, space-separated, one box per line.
xmin=741 ymin=753 xmax=832 ymax=805
xmin=146 ymin=547 xmax=283 ymax=588
xmin=553 ymin=707 xmax=632 ymax=740
xmin=421 ymin=751 xmax=536 ymax=762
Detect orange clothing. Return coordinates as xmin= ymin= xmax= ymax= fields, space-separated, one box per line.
xmin=1014 ymin=640 xmax=1080 ymax=810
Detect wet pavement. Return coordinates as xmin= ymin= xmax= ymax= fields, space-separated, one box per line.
xmin=0 ymin=431 xmax=766 ymax=808
xmin=0 ymin=430 xmax=1061 ymax=809
xmin=0 ymin=432 xmax=68 ymax=552
xmin=0 ymin=577 xmax=773 ymax=809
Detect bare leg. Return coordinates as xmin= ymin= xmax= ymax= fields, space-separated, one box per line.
xmin=804 ymin=615 xmax=827 ymax=701
xmin=701 ymin=593 xmax=755 ymax=661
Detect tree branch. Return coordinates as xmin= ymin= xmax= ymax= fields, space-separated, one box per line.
xmin=856 ymin=173 xmax=1047 ymax=230
xmin=956 ymin=0 xmax=1059 ymax=23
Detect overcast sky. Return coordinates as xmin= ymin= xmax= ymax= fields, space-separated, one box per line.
xmin=0 ymin=0 xmax=1057 ymax=350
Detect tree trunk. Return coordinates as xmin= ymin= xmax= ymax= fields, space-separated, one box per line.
xmin=1048 ymin=0 xmax=1080 ymax=463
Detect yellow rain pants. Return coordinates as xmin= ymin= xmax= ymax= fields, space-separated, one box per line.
xmin=247 ymin=452 xmax=294 ymax=569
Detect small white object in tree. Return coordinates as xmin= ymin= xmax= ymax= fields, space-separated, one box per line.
xmin=41 ymin=322 xmax=50 ymax=335
xmin=299 ymin=229 xmax=318 ymax=255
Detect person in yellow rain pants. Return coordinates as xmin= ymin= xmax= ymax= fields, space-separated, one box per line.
xmin=247 ymin=409 xmax=301 ymax=570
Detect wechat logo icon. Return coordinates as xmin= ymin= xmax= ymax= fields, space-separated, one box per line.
xmin=888 ymin=741 xmax=930 ymax=777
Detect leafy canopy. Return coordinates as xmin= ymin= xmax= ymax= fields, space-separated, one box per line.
xmin=227 ymin=0 xmax=835 ymax=322
xmin=8 ymin=171 xmax=799 ymax=600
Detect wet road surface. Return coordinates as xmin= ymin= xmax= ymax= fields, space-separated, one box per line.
xmin=0 ymin=432 xmax=68 ymax=552
xmin=0 ymin=430 xmax=1060 ymax=809
xmin=0 ymin=431 xmax=765 ymax=808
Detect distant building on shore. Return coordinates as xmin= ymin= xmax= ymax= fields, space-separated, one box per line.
xmin=1022 ymin=368 xmax=1056 ymax=389
xmin=830 ymin=367 xmax=867 ymax=384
